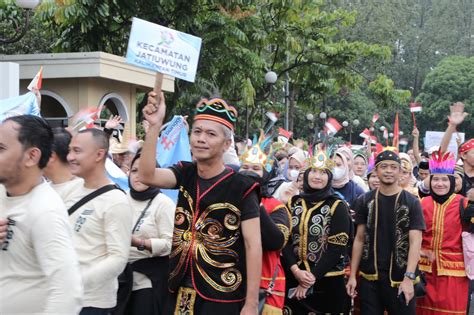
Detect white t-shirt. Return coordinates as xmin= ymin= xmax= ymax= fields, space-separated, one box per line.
xmin=68 ymin=184 xmax=132 ymax=309
xmin=51 ymin=177 xmax=85 ymax=209
xmin=127 ymin=193 xmax=175 ymax=291
xmin=0 ymin=181 xmax=83 ymax=314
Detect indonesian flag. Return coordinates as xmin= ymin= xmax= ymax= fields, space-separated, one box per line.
xmin=370 ymin=135 xmax=378 ymax=145
xmin=278 ymin=127 xmax=293 ymax=144
xmin=359 ymin=128 xmax=371 ymax=139
xmin=70 ymin=107 xmax=100 ymax=130
xmin=324 ymin=117 xmax=342 ymax=135
xmin=372 ymin=114 xmax=380 ymax=124
xmin=27 ymin=67 xmax=43 ymax=91
xmin=410 ymin=102 xmax=422 ymax=112
xmin=392 ymin=113 xmax=399 ymax=148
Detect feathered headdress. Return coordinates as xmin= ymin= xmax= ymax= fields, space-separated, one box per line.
xmin=305 ymin=143 xmax=336 ymax=173
xmin=429 ymin=150 xmax=456 ymax=175
xmin=240 ymin=129 xmax=274 ymax=172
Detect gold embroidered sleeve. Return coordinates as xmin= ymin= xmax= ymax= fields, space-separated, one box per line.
xmin=327 ymin=232 xmax=349 ymax=246
xmin=276 ymin=223 xmax=290 ymax=246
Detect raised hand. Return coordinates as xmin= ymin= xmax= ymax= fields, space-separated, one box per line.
xmin=412 ymin=128 xmax=419 ymax=138
xmin=105 ymin=115 xmax=123 ymax=130
xmin=448 ymin=102 xmax=468 ymax=126
xmin=142 ymin=91 xmax=166 ymax=127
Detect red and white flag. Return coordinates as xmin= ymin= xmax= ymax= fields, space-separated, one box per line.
xmin=71 ymin=107 xmax=100 ymax=130
xmin=409 ymin=102 xmax=422 ymax=112
xmin=278 ymin=127 xmax=293 ymax=144
xmin=27 ymin=67 xmax=43 ymax=91
xmin=383 ymin=128 xmax=389 ymax=139
xmin=372 ymin=114 xmax=380 ymax=123
xmin=324 ymin=117 xmax=342 ymax=135
xmin=359 ymin=128 xmax=371 ymax=139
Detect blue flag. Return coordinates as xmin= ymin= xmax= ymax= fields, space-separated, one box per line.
xmin=156 ymin=116 xmax=192 ymax=201
xmin=0 ymin=92 xmax=41 ymax=122
xmin=105 ymin=158 xmax=130 ymax=191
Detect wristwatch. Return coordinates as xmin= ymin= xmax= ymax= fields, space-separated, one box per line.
xmin=137 ymin=240 xmax=146 ymax=251
xmin=404 ymin=271 xmax=416 ymax=280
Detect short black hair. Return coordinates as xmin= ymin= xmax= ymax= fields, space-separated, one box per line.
xmin=51 ymin=128 xmax=72 ymax=164
xmin=5 ymin=115 xmax=53 ymax=169
xmin=78 ymin=128 xmax=109 ymax=153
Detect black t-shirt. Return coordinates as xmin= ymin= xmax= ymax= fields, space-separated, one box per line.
xmin=169 ymin=164 xmax=260 ymax=221
xmin=168 ymin=163 xmax=260 ymax=287
xmin=354 ymin=190 xmax=425 ymax=272
xmin=376 ymin=193 xmax=397 ymax=271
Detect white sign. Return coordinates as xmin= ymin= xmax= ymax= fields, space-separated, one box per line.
xmin=424 ymin=131 xmax=465 ymax=157
xmin=126 ymin=18 xmax=202 ymax=82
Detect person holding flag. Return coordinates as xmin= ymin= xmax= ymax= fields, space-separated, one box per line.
xmin=139 ymin=92 xmax=262 ymax=315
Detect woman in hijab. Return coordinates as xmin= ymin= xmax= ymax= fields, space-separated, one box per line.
xmin=337 ymin=146 xmax=368 ymax=192
xmin=114 ymin=150 xmax=175 ymax=315
xmin=332 ymin=152 xmax=365 ymax=207
xmin=283 ymin=146 xmax=351 ymax=314
xmin=272 ymin=149 xmax=307 ymax=203
xmin=417 ymin=151 xmax=474 ymax=315
xmin=353 ymin=151 xmax=368 ymax=178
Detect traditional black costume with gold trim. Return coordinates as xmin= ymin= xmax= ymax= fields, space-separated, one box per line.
xmin=283 ymin=195 xmax=351 ymax=314
xmin=355 ymin=189 xmax=423 ymax=285
xmin=168 ymin=162 xmax=259 ymax=304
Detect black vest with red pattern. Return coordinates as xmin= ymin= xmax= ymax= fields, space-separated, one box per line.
xmin=168 ymin=162 xmax=259 ymax=302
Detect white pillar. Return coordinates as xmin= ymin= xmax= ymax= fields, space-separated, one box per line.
xmin=0 ymin=62 xmax=20 ymax=99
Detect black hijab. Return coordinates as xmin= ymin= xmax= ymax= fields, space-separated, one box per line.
xmin=300 ymin=168 xmax=339 ymax=203
xmin=128 ymin=151 xmax=161 ymax=201
xmin=429 ymin=174 xmax=455 ymax=205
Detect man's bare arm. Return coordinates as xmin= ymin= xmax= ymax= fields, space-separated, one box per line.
xmin=138 ymin=91 xmax=177 ymax=189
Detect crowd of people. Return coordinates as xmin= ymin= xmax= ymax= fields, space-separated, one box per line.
xmin=0 ymin=90 xmax=473 ymax=315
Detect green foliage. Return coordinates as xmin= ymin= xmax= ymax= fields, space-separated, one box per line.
xmin=416 ymin=56 xmax=474 ymax=138
xmin=0 ymin=0 xmax=54 ymax=53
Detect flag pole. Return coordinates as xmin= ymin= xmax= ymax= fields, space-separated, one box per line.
xmin=411 ymin=111 xmax=417 ymax=128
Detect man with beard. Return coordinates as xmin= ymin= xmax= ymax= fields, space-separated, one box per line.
xmin=0 ymin=115 xmax=82 ymax=314
xmin=347 ymin=150 xmax=425 ymax=314
xmin=139 ymin=92 xmax=262 ymax=315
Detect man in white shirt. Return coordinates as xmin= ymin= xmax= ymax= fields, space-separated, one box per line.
xmin=67 ymin=128 xmax=132 ymax=315
xmin=0 ymin=115 xmax=83 ymax=314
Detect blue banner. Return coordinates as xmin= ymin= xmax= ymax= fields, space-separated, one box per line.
xmin=0 ymin=92 xmax=41 ymax=122
xmin=105 ymin=158 xmax=130 ymax=191
xmin=156 ymin=115 xmax=192 ymax=201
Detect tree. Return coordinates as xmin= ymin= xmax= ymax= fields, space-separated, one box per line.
xmin=416 ymin=56 xmax=474 ymax=138
xmin=34 ymin=0 xmax=399 ymax=135
xmin=0 ymin=0 xmax=54 ymax=54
